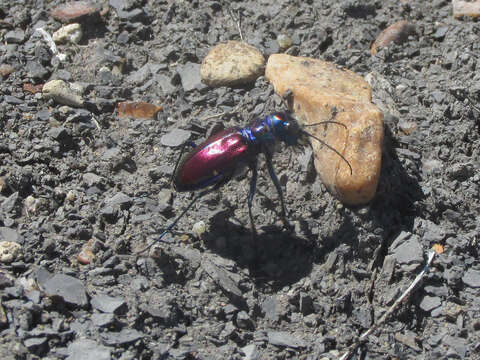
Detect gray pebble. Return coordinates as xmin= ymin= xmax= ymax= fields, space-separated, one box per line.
xmin=160 ymin=128 xmax=191 ymax=147
xmin=106 ymin=192 xmax=132 ymax=208
xmin=236 ymin=310 xmax=254 ymax=330
xmin=40 ymin=274 xmax=88 ymax=307
xmin=91 ymin=294 xmax=127 ymax=314
xmin=267 ymin=331 xmax=307 ymax=349
xmin=201 ymin=258 xmax=244 ymax=306
xmin=4 ymin=95 xmax=23 ymax=105
xmin=0 ymin=227 xmax=21 ymax=243
xmin=26 ymin=61 xmax=49 ymax=79
xmin=5 ymin=29 xmax=25 ymax=43
xmin=92 ymin=313 xmax=116 ymax=327
xmin=178 ymin=62 xmax=202 ymax=92
xmin=389 ymin=231 xmax=423 ymax=267
xmin=66 ymin=339 xmax=111 ymax=360
xmin=101 ymin=328 xmax=145 ymax=346
xmin=419 ymin=295 xmax=441 ymax=312
xmin=242 ymin=344 xmax=260 ymax=360
xmin=462 ymin=268 xmax=480 ymax=288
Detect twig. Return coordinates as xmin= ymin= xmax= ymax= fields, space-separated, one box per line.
xmin=201 ymin=105 xmax=240 ymax=122
xmin=228 ymin=7 xmax=243 ymax=41
xmin=338 ymin=250 xmax=436 ymax=360
xmin=92 ymin=116 xmax=101 ymax=130
xmin=35 ymin=28 xmax=67 ymax=61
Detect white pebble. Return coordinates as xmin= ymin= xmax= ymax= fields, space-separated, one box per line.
xmin=43 ymin=79 xmax=84 ymax=107
xmin=0 ymin=241 xmax=22 ymax=263
xmin=192 ymin=221 xmax=206 ymax=237
xmin=66 ymin=190 xmax=76 ymax=202
xmin=52 ymin=23 xmax=83 ymax=44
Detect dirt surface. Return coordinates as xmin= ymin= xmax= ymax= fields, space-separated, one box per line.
xmin=1 ymin=0 xmax=479 ymax=359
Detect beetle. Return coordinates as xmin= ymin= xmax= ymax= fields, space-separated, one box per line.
xmin=136 ymin=110 xmax=352 ymax=254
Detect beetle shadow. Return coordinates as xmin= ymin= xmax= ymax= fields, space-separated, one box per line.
xmin=202 ymin=213 xmax=316 ymax=290
xmin=200 ymin=121 xmax=424 ymax=288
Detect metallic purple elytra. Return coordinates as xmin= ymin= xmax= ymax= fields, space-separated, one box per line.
xmin=173 ymin=112 xmax=299 ymax=192
xmin=173 ymin=127 xmax=250 ymax=192
xmin=136 ymin=112 xmax=351 ymax=254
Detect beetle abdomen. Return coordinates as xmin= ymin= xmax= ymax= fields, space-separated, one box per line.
xmin=173 ymin=128 xmax=251 ymax=192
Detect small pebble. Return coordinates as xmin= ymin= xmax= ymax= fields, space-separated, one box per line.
xmin=78 ymin=240 xmax=95 ymax=265
xmin=5 ymin=29 xmax=25 ymax=44
xmin=43 ymin=79 xmax=84 ymax=107
xmin=371 ymin=20 xmax=416 ymax=55
xmin=277 ymin=34 xmax=293 ymax=51
xmin=51 ymin=1 xmax=101 ymax=22
xmin=116 ymin=101 xmax=163 ymax=119
xmin=0 ymin=241 xmax=22 ymax=263
xmin=201 ymin=41 xmax=265 ymax=87
xmin=66 ymin=190 xmax=76 ymax=202
xmin=453 ymin=0 xmax=480 ymax=18
xmin=192 ymin=221 xmax=206 ymax=237
xmin=160 ymin=129 xmax=191 ymax=147
xmin=52 ymin=23 xmax=83 ymax=44
xmin=462 ymin=269 xmax=480 ymax=288
xmin=0 ymin=64 xmax=15 ymax=78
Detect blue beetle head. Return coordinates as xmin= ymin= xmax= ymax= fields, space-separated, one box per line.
xmin=269 ymin=112 xmax=300 ymax=146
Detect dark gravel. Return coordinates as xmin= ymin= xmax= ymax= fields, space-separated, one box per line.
xmin=1 ymin=0 xmax=479 ymax=359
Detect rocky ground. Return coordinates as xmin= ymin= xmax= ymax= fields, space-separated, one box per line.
xmin=1 ymin=0 xmax=480 ymax=359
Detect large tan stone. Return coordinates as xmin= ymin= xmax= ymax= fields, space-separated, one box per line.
xmin=201 ymin=41 xmax=265 ymax=87
xmin=266 ymin=54 xmax=384 ymax=205
xmin=453 ymin=0 xmax=480 ymax=18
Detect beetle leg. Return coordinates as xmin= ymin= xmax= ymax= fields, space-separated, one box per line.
xmin=135 ymin=180 xmax=224 ymax=255
xmin=171 ymin=140 xmax=197 ymax=183
xmin=248 ymin=159 xmax=258 ymax=235
xmin=263 ymin=147 xmax=293 ymax=231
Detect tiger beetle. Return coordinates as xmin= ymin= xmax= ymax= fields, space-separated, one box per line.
xmin=136 ymin=97 xmax=352 ymax=254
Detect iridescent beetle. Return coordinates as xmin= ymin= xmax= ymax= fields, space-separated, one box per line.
xmin=137 ymin=106 xmax=351 ymax=254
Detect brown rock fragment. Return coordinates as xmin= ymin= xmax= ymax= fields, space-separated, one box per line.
xmin=453 ymin=0 xmax=480 ymax=18
xmin=266 ymin=54 xmax=384 ymax=205
xmin=116 ymin=101 xmax=163 ymax=119
xmin=371 ymin=20 xmax=416 ymax=55
xmin=77 ymin=239 xmax=95 ymax=265
xmin=51 ymin=1 xmax=101 ymax=23
xmin=201 ymin=41 xmax=265 ymax=87
xmin=23 ymin=83 xmax=44 ymax=94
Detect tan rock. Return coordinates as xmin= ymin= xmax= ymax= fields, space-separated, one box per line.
xmin=0 ymin=64 xmax=15 ymax=78
xmin=371 ymin=20 xmax=416 ymax=56
xmin=43 ymin=79 xmax=84 ymax=107
xmin=77 ymin=239 xmax=95 ymax=265
xmin=0 ymin=241 xmax=22 ymax=263
xmin=52 ymin=23 xmax=83 ymax=44
xmin=453 ymin=0 xmax=480 ymax=18
xmin=266 ymin=54 xmax=384 ymax=205
xmin=116 ymin=101 xmax=163 ymax=119
xmin=201 ymin=41 xmax=265 ymax=87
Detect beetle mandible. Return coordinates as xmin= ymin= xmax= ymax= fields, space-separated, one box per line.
xmin=136 ymin=108 xmax=352 ymax=254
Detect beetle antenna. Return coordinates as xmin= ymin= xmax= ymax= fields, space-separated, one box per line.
xmin=303 ymin=120 xmax=347 ymax=129
xmin=301 ymin=130 xmax=353 ymax=175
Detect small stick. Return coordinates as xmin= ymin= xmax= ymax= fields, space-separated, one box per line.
xmin=228 ymin=7 xmax=243 ymax=41
xmin=201 ymin=105 xmax=240 ymax=122
xmin=35 ymin=28 xmax=67 ymax=61
xmin=338 ymin=250 xmax=436 ymax=360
